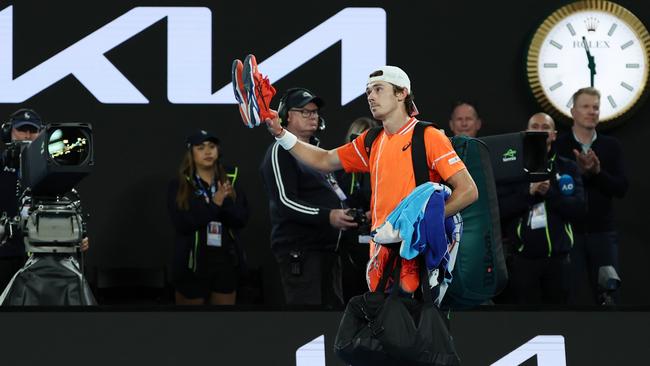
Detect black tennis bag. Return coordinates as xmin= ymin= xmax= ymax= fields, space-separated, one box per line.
xmin=334 ymin=250 xmax=460 ymax=366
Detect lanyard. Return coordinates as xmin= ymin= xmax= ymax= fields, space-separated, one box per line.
xmin=194 ymin=174 xmax=216 ymax=203
xmin=325 ymin=173 xmax=348 ymax=203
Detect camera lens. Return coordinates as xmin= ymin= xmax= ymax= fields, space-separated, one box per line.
xmin=47 ymin=127 xmax=90 ymax=166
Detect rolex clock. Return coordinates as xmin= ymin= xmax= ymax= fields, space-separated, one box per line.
xmin=527 ymin=1 xmax=650 ymax=124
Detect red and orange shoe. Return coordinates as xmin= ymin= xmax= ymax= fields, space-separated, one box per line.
xmin=366 ymin=243 xmax=420 ymax=293
xmin=243 ymin=54 xmax=277 ymax=126
xmin=231 ymin=59 xmax=253 ymax=128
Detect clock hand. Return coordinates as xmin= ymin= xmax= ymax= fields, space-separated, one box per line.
xmin=582 ymin=36 xmax=597 ymax=87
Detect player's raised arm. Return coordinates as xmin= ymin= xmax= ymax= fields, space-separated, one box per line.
xmin=265 ymin=113 xmax=343 ymax=173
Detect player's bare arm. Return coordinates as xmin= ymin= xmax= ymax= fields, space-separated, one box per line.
xmin=444 ymin=168 xmax=478 ymax=217
xmin=266 ymin=114 xmax=342 ymax=173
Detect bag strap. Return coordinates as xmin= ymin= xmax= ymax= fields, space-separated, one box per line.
xmin=363 ymin=126 xmax=383 ymax=157
xmin=374 ymin=246 xmax=400 ymax=293
xmin=387 ymin=251 xmax=404 ymax=298
xmin=412 ymin=121 xmax=434 ymax=186
xmin=418 ymin=256 xmax=435 ymax=305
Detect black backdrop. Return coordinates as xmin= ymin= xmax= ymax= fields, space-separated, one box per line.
xmin=2 ymin=0 xmax=649 ymax=305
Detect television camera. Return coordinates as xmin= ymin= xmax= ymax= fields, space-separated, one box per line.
xmin=0 ymin=122 xmax=95 ymax=305
xmin=0 ymin=123 xmax=93 ymax=251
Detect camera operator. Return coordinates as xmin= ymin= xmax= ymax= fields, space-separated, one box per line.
xmin=335 ymin=117 xmax=377 ymax=302
xmin=260 ymin=88 xmax=356 ymax=307
xmin=0 ymin=109 xmax=89 ymax=291
xmin=0 ymin=108 xmax=42 ymax=289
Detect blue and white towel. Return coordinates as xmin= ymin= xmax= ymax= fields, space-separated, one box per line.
xmin=372 ymin=182 xmax=463 ymax=305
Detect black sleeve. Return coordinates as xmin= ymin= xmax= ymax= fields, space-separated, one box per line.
xmin=261 ymin=143 xmax=332 ymax=226
xmin=167 ymin=179 xmax=228 ymax=235
xmin=591 ymin=140 xmax=628 ymax=198
xmin=219 ymin=187 xmax=249 ymax=229
xmin=546 ymin=163 xmax=586 ymax=221
xmin=497 ymin=182 xmax=534 ymax=222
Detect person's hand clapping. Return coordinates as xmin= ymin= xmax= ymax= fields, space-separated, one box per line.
xmin=213 ymin=181 xmax=234 ymax=206
xmin=573 ymin=149 xmax=597 ymax=174
xmin=586 ymin=149 xmax=601 ymax=174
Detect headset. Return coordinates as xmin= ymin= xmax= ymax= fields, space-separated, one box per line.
xmin=1 ymin=108 xmax=44 ymax=143
xmin=277 ymin=88 xmax=326 ymax=131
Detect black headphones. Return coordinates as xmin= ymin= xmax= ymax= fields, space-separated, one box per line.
xmin=277 ymin=88 xmax=326 ymax=131
xmin=0 ymin=122 xmax=11 ymax=143
xmin=1 ymin=108 xmax=45 ymax=143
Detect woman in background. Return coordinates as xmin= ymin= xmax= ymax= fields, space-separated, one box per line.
xmin=168 ymin=129 xmax=248 ymax=305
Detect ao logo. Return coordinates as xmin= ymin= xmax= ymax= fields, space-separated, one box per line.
xmin=562 ymin=183 xmax=574 ymax=192
xmin=295 ymin=335 xmax=566 ymax=365
xmin=0 ymin=6 xmax=385 ymax=105
xmin=558 ymin=174 xmax=575 ymax=196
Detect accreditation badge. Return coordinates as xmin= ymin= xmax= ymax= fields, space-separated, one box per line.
xmin=207 ymin=221 xmax=222 ymax=247
xmin=529 ymin=203 xmax=547 ymax=230
xmin=358 ymin=234 xmax=371 ymax=244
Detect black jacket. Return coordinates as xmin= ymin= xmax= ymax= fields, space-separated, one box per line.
xmin=554 ymin=132 xmax=628 ymax=233
xmin=167 ymin=170 xmax=248 ymax=275
xmin=498 ymin=154 xmax=585 ymax=258
xmin=260 ymin=140 xmax=341 ymax=253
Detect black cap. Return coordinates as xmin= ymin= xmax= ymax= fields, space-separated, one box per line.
xmin=185 ymin=129 xmax=220 ymax=147
xmin=10 ymin=108 xmax=43 ymax=129
xmin=284 ymin=88 xmax=325 ymax=111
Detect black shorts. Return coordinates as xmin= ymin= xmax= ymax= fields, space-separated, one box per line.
xmin=173 ymin=254 xmax=238 ymax=299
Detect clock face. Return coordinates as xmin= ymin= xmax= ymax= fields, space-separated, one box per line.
xmin=528 ymin=1 xmax=650 ymax=123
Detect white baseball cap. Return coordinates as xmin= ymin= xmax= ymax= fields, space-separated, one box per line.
xmin=367 ymin=66 xmax=419 ymax=116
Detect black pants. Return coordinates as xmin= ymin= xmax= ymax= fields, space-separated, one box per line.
xmin=570 ymin=231 xmax=620 ymax=305
xmin=510 ymin=253 xmax=571 ymax=305
xmin=339 ymin=236 xmax=370 ymax=303
xmin=275 ymin=249 xmax=343 ymax=308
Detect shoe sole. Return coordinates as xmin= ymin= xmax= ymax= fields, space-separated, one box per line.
xmin=231 ymin=59 xmax=252 ymax=128
xmin=243 ymin=54 xmax=261 ymax=126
